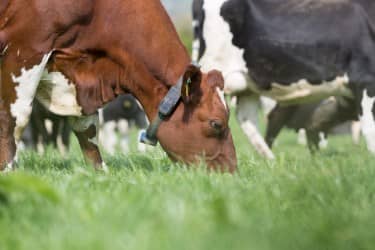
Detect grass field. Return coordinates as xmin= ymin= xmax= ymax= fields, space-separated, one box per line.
xmin=1 ymin=115 xmax=375 ymax=250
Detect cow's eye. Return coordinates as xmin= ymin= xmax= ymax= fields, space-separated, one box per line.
xmin=209 ymin=120 xmax=224 ymax=134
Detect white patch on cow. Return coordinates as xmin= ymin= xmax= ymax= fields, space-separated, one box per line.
xmin=200 ymin=0 xmax=249 ymax=94
xmin=44 ymin=119 xmax=53 ymax=134
xmin=237 ymin=95 xmax=275 ymax=159
xmin=351 ymin=121 xmax=361 ymax=145
xmin=297 ymin=129 xmax=307 ymax=145
xmin=260 ymin=97 xmax=277 ymax=116
xmin=192 ymin=20 xmax=200 ymax=62
xmin=118 ymin=119 xmax=130 ymax=153
xmin=256 ymin=74 xmax=354 ymax=105
xmin=318 ymin=132 xmax=328 ymax=149
xmin=100 ymin=121 xmax=117 ymax=155
xmin=216 ymin=87 xmax=227 ymax=110
xmin=192 ymin=39 xmax=201 ymax=63
xmin=360 ymin=90 xmax=375 ymax=153
xmin=101 ymin=162 xmax=109 ymax=173
xmin=69 ymin=114 xmax=99 ymax=145
xmin=37 ymin=71 xmax=82 ymax=116
xmin=4 ymin=162 xmax=14 ymax=173
xmin=11 ymin=53 xmax=53 ymax=142
xmin=192 ymin=20 xmax=199 ymax=28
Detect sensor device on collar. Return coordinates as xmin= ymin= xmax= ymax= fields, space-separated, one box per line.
xmin=139 ymin=77 xmax=184 ymax=146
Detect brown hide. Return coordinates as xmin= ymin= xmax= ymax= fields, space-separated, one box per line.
xmin=0 ymin=0 xmax=237 ymax=172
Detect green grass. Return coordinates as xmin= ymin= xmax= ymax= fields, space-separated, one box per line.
xmin=1 ymin=115 xmax=375 ymax=250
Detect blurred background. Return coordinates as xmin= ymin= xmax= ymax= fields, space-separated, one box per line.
xmin=161 ymin=0 xmax=193 ymax=52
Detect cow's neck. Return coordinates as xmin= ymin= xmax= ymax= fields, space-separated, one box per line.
xmin=76 ymin=0 xmax=191 ymax=119
xmin=112 ymin=49 xmax=187 ymax=122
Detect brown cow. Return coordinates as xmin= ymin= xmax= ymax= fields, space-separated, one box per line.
xmin=0 ymin=0 xmax=237 ymax=172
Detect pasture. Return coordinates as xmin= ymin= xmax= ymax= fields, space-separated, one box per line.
xmin=1 ymin=116 xmax=375 ymax=250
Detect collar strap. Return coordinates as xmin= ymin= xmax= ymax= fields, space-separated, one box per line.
xmin=139 ymin=77 xmax=183 ymax=146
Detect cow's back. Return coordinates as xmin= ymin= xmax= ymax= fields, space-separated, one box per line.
xmin=220 ymin=0 xmax=375 ymax=89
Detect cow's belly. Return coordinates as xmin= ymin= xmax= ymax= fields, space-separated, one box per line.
xmin=251 ymin=74 xmax=354 ymax=105
xmin=36 ymin=71 xmax=83 ymax=117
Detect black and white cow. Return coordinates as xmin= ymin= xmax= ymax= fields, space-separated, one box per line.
xmin=193 ymin=0 xmax=375 ymax=156
xmin=266 ymin=97 xmax=359 ymax=151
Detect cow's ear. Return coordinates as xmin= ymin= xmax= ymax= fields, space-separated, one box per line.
xmin=181 ymin=64 xmax=202 ymax=104
xmin=207 ymin=70 xmax=224 ymax=90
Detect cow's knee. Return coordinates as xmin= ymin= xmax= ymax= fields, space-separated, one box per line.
xmin=359 ymin=90 xmax=375 ymax=153
xmin=69 ymin=114 xmax=104 ymax=170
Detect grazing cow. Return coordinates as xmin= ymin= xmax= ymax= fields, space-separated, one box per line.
xmin=193 ymin=0 xmax=375 ymax=157
xmin=100 ymin=94 xmax=148 ymax=154
xmin=266 ymin=97 xmax=359 ymax=151
xmin=0 ymin=0 xmax=237 ymax=172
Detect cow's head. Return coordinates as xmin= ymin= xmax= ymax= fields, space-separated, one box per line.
xmin=145 ymin=65 xmax=237 ymax=172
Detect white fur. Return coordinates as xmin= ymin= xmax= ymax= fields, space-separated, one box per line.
xmin=260 ymin=74 xmax=353 ymax=105
xmin=360 ymin=90 xmax=375 ymax=153
xmin=200 ymin=0 xmax=249 ymax=94
xmin=11 ymin=53 xmax=52 ymax=141
xmin=216 ymin=87 xmax=227 ymax=110
xmin=37 ymin=71 xmax=82 ymax=116
xmin=351 ymin=121 xmax=361 ymax=145
xmin=298 ymin=129 xmax=307 ymax=145
xmin=192 ymin=39 xmax=201 ymax=63
xmin=102 ymin=162 xmax=109 ymax=173
xmin=318 ymin=132 xmax=328 ymax=149
xmin=118 ymin=119 xmax=130 ymax=153
xmin=4 ymin=163 xmax=14 ymax=173
xmin=100 ymin=121 xmax=117 ymax=155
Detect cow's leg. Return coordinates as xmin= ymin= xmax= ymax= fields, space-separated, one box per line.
xmin=265 ymin=104 xmax=298 ymax=148
xmin=100 ymin=121 xmax=117 ymax=155
xmin=60 ymin=118 xmax=71 ymax=154
xmin=0 ymin=105 xmax=16 ymax=171
xmin=351 ymin=121 xmax=361 ymax=144
xmin=117 ymin=119 xmax=130 ymax=154
xmin=236 ymin=94 xmax=275 ymax=159
xmin=69 ymin=113 xmax=108 ymax=172
xmin=359 ymin=90 xmax=375 ymax=153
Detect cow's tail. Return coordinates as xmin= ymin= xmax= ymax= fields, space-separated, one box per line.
xmin=191 ymin=19 xmax=201 ymax=64
xmin=191 ymin=0 xmax=204 ymax=64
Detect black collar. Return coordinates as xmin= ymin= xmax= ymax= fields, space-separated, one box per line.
xmin=139 ymin=77 xmax=184 ymax=146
